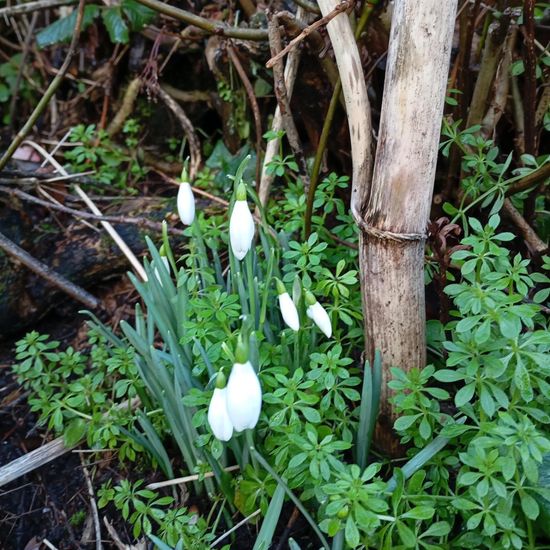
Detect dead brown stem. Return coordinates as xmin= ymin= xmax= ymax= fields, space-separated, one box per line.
xmin=79 ymin=453 xmax=102 ymax=550
xmin=8 ymin=13 xmax=38 ymax=130
xmin=0 ymin=0 xmax=75 ymax=16
xmin=521 ymin=0 xmax=540 ymax=223
xmin=157 ymin=86 xmax=202 ymax=181
xmin=227 ymin=44 xmax=263 ymax=185
xmin=502 ymin=198 xmax=547 ymax=255
xmin=106 ymin=77 xmax=142 ymax=137
xmin=506 ymin=162 xmax=550 ymax=196
xmin=266 ymin=0 xmax=353 ymax=69
xmin=267 ymin=14 xmax=311 ymax=191
xmin=522 ymin=0 xmax=538 ymax=156
xmin=0 ymin=185 xmax=184 ymax=235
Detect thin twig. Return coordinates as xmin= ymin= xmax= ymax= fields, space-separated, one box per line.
xmin=266 ymin=1 xmax=352 ymax=69
xmin=227 ymin=44 xmax=262 ymax=184
xmin=146 ymin=465 xmax=240 ymax=490
xmin=157 ymin=85 xmax=201 ymax=181
xmin=22 ymin=140 xmax=149 ymax=281
xmin=507 ymin=162 xmax=550 ymax=195
xmin=0 ymin=172 xmax=95 ymax=185
xmin=257 ymin=9 xmax=304 ymax=207
xmin=133 ymin=0 xmax=268 ymax=41
xmin=267 ymin=14 xmax=311 ymax=191
xmin=210 ymin=509 xmax=261 ymax=547
xmin=103 ymin=517 xmax=144 ymax=550
xmin=502 ymin=198 xmax=547 ymax=255
xmin=79 ymin=453 xmax=102 ymax=550
xmin=8 ymin=12 xmax=38 ymax=129
xmin=0 ymin=0 xmax=75 ymax=16
xmin=0 ymin=185 xmax=184 ymax=235
xmin=0 ymin=231 xmax=102 ymax=309
xmin=0 ymin=0 xmax=86 ymax=171
xmin=42 ymin=539 xmax=60 ymax=550
xmin=157 ymin=83 xmax=211 ymax=103
xmin=293 ymin=0 xmax=321 ymax=14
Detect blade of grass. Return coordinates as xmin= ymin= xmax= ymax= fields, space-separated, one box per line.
xmin=386 ymin=417 xmax=466 ymax=492
xmin=252 ymin=483 xmax=286 ymax=550
xmin=250 ymin=447 xmax=330 ymax=550
xmin=356 ymin=358 xmax=373 ymax=469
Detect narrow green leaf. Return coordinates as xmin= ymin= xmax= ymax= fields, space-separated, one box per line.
xmin=252 ymin=484 xmax=285 ymax=550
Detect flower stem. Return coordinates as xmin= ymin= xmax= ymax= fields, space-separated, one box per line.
xmin=246 ymin=252 xmax=257 ymax=329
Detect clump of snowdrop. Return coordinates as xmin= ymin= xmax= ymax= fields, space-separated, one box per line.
xmin=305 ymin=290 xmax=332 ymax=338
xmin=229 ymin=182 xmax=255 ymax=261
xmin=207 ymin=371 xmax=233 ymax=442
xmin=225 ymin=335 xmax=262 ymax=432
xmin=275 ymin=278 xmax=299 ymax=331
xmin=177 ymin=171 xmax=195 ymax=226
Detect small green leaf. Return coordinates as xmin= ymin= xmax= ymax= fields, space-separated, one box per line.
xmin=397 ymin=521 xmax=416 ymax=548
xmin=64 ymin=418 xmax=87 ymax=447
xmin=510 ymin=60 xmax=525 ymax=76
xmin=421 ymin=521 xmax=451 ymax=537
xmin=401 ymin=506 xmax=434 ymax=520
xmin=521 ymin=492 xmax=540 ymax=520
xmin=345 ymin=515 xmax=360 ymax=548
xmin=455 ymin=382 xmax=476 ymax=407
xmin=102 ymin=7 xmax=130 ymax=43
xmin=37 ymin=5 xmax=100 ymax=48
xmin=394 ymin=414 xmax=421 ymax=431
xmin=122 ymin=0 xmax=155 ymax=29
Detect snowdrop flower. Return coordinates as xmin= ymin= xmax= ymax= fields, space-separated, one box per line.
xmin=177 ymin=179 xmax=195 ymax=226
xmin=275 ymin=278 xmax=299 ymax=331
xmin=229 ymin=183 xmax=255 ymax=261
xmin=305 ymin=290 xmax=332 ymax=338
xmin=207 ymin=371 xmax=233 ymax=442
xmin=225 ymin=336 xmax=262 ymax=431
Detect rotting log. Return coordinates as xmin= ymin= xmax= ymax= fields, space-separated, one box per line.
xmin=0 ymin=197 xmax=169 ymax=337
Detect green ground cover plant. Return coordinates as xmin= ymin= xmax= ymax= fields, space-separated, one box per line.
xmin=11 ymin=130 xmax=550 ymax=548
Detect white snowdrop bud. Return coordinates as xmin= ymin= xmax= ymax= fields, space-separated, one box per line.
xmin=229 ymin=183 xmax=255 ymax=261
xmin=177 ymin=180 xmax=195 ymax=226
xmin=305 ymin=290 xmax=332 ymax=338
xmin=275 ymin=278 xmax=299 ymax=331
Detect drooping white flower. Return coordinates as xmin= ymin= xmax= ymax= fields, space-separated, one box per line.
xmin=305 ymin=290 xmax=332 ymax=338
xmin=226 ymin=360 xmax=262 ymax=432
xmin=229 ymin=183 xmax=254 ymax=261
xmin=177 ymin=180 xmax=195 ymax=225
xmin=207 ymin=384 xmax=234 ymax=442
xmin=275 ymin=278 xmax=299 ymax=331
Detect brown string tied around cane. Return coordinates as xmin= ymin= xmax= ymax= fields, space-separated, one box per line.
xmin=351 ymin=205 xmax=426 ymax=243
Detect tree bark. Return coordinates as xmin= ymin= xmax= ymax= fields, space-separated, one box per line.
xmin=360 ymin=0 xmax=457 ymax=454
